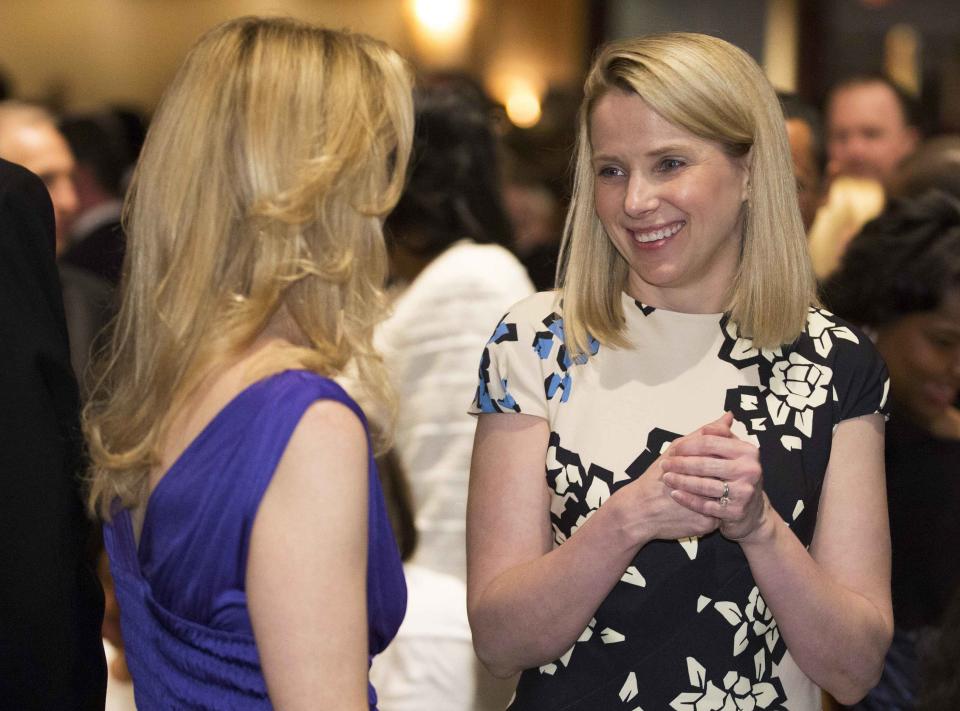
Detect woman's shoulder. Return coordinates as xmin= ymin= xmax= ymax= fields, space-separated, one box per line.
xmin=480 ymin=290 xmax=565 ymax=351
xmin=797 ymin=307 xmax=882 ymax=365
xmin=243 ymin=370 xmax=367 ymax=430
xmin=498 ymin=290 xmax=563 ymax=326
xmin=256 ymin=368 xmax=351 ymax=399
xmin=794 ymin=307 xmax=890 ymax=421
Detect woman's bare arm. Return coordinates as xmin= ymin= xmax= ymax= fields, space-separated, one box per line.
xmin=664 ymin=414 xmax=892 ymax=704
xmin=467 ymin=412 xmax=720 ymax=677
xmin=247 ymin=400 xmax=370 ymax=711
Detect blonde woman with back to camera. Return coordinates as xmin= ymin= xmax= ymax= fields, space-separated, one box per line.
xmin=467 ymin=34 xmax=892 ymax=710
xmin=84 ymin=17 xmax=413 ymax=710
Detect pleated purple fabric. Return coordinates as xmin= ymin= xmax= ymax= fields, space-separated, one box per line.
xmin=104 ymin=370 xmax=406 ymax=709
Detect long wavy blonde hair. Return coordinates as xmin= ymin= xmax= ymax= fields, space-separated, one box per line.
xmin=84 ymin=16 xmax=414 ymax=517
xmin=558 ymin=33 xmax=817 ymax=354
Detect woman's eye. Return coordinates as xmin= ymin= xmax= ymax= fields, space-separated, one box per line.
xmin=930 ymin=335 xmax=959 ymax=349
xmin=924 ymin=328 xmax=960 ymax=349
xmin=658 ymin=158 xmax=684 ymax=172
xmin=597 ymin=166 xmax=625 ymax=179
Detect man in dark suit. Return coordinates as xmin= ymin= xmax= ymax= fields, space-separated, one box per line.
xmin=0 ymin=157 xmax=106 ymax=709
xmin=0 ymin=101 xmax=114 ymax=390
xmin=59 ymin=114 xmax=128 ymax=286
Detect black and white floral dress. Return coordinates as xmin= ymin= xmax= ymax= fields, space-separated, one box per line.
xmin=469 ymin=291 xmax=889 ymax=711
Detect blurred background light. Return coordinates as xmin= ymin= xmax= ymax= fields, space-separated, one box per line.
xmin=505 ymin=81 xmax=542 ymax=128
xmin=411 ymin=0 xmax=471 ymax=36
xmin=486 ymin=68 xmax=546 ymax=129
xmin=405 ymin=0 xmax=474 ymax=68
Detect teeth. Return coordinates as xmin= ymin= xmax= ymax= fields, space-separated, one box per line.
xmin=633 ymin=222 xmax=684 ymax=243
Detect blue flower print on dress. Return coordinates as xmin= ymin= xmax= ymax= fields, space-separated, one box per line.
xmin=488 ymin=318 xmax=519 ymax=345
xmin=544 ymin=372 xmax=573 ymax=402
xmin=533 ymin=312 xmax=599 ymax=403
xmin=534 ymin=314 xmax=564 ymax=359
xmin=474 ymin=318 xmax=522 ymax=413
xmin=475 ymin=347 xmax=521 ymax=413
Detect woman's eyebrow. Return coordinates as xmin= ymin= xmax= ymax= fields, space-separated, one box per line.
xmin=643 ymin=143 xmax=692 ymax=157
xmin=592 ymin=144 xmax=692 ymax=163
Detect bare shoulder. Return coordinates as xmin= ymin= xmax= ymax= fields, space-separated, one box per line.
xmin=296 ymin=399 xmax=366 ymax=438
xmin=270 ymin=399 xmax=369 ymax=496
xmin=285 ymin=400 xmax=367 ymax=459
xmin=250 ymin=396 xmax=370 ymax=563
xmin=249 ymin=397 xmax=370 ymax=598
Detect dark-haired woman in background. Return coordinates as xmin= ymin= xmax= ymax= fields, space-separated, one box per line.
xmin=823 ymin=191 xmax=960 ymax=710
xmin=370 ymin=82 xmax=532 ymax=710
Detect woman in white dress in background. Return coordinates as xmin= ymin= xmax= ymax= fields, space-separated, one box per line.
xmin=371 ymin=82 xmax=533 ymax=711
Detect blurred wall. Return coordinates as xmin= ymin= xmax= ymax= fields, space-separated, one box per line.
xmin=0 ymin=0 xmax=587 ymax=117
xmin=475 ymin=0 xmax=588 ymax=102
xmin=605 ymin=0 xmax=768 ymax=64
xmin=0 ymin=0 xmax=410 ymax=112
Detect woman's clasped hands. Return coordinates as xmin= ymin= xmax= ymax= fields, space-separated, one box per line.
xmin=607 ymin=412 xmax=767 ymax=546
xmin=660 ymin=412 xmax=770 ymax=543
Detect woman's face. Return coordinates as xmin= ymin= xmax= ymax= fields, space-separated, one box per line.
xmin=875 ymin=289 xmax=960 ymax=433
xmin=590 ymin=90 xmax=749 ymax=313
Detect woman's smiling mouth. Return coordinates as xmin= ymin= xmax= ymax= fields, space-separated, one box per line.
xmin=629 ymin=220 xmax=686 ymax=244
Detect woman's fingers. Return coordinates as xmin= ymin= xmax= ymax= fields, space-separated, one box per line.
xmin=639 ymin=413 xmax=762 ymax=539
xmin=662 ymin=463 xmax=769 ymax=543
xmin=658 ymin=414 xmax=769 ymax=540
xmin=663 ymin=472 xmax=756 ymax=506
xmin=662 ymin=471 xmax=727 ymax=499
xmin=668 ymin=434 xmax=754 ymax=460
xmin=663 ymin=472 xmax=760 ymax=520
xmin=662 ymin=413 xmax=735 ymax=461
xmin=698 ymin=411 xmax=735 ymax=437
xmin=623 ymin=461 xmax=721 ymax=541
xmin=667 ymin=488 xmax=722 ymax=517
xmin=661 ymin=454 xmax=758 ymax=481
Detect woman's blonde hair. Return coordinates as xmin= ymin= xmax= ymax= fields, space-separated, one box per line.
xmin=84 ymin=16 xmax=414 ymax=517
xmin=558 ymin=33 xmax=817 ymax=354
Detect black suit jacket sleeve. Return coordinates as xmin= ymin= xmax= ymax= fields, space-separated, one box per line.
xmin=0 ymin=158 xmax=106 ymax=710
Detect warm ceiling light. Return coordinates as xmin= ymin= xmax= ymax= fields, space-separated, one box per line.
xmin=411 ymin=0 xmax=471 ymax=36
xmin=505 ymin=84 xmax=542 ymax=128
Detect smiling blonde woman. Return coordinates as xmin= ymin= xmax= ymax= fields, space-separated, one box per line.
xmin=467 ymin=33 xmax=892 ymax=711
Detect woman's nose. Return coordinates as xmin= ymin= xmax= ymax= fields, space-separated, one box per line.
xmin=623 ymin=175 xmax=658 ymax=217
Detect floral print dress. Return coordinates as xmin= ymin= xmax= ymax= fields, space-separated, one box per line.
xmin=470 ymin=291 xmax=889 ymax=711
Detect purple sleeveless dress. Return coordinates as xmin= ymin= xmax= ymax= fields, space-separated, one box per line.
xmin=103 ymin=370 xmax=406 ymax=709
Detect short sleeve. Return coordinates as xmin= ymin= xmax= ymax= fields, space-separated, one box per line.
xmin=468 ymin=293 xmax=555 ymax=419
xmin=823 ymin=313 xmax=891 ymax=423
